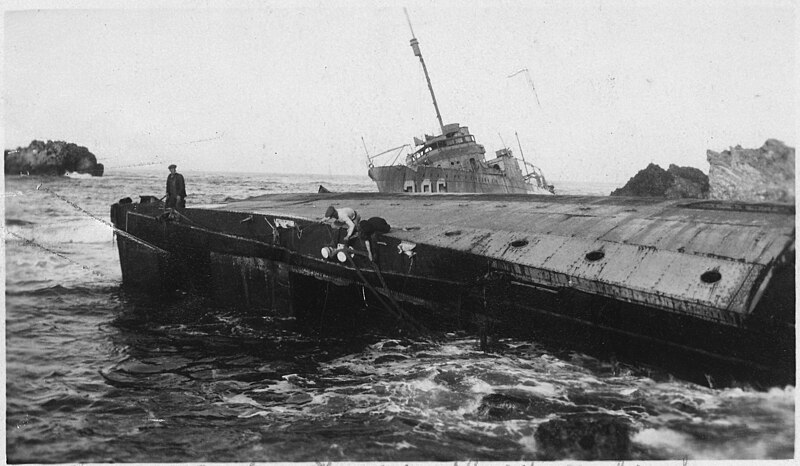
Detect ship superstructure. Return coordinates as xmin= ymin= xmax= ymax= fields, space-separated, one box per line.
xmin=368 ymin=11 xmax=553 ymax=195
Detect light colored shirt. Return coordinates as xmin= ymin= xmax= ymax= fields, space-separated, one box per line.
xmin=335 ymin=207 xmax=359 ymax=239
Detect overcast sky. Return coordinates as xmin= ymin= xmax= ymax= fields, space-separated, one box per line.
xmin=3 ymin=0 xmax=796 ymax=183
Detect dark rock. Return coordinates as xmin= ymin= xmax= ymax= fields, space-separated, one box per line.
xmin=610 ymin=163 xmax=708 ymax=198
xmin=284 ymin=392 xmax=313 ymax=404
xmin=535 ymin=413 xmax=634 ymax=460
xmin=611 ymin=163 xmax=671 ymax=197
xmin=373 ymin=354 xmax=408 ymax=364
xmin=4 ymin=140 xmax=104 ymax=176
xmin=664 ymin=164 xmax=709 ymax=198
xmin=612 ymin=140 xmax=795 ymax=202
xmin=433 ymin=370 xmax=468 ymax=389
xmin=475 ymin=391 xmax=581 ymax=420
xmin=568 ymin=390 xmax=658 ymax=416
xmin=707 ymin=139 xmax=794 ymax=202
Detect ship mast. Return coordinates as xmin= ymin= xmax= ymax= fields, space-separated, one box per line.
xmin=361 ymin=136 xmax=372 ymax=168
xmin=404 ymin=8 xmax=445 ymax=134
xmin=508 ymin=68 xmax=541 ymax=108
xmin=514 ymin=131 xmax=531 ymax=177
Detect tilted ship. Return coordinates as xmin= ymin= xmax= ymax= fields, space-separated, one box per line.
xmin=368 ymin=13 xmax=554 ymax=195
xmin=108 ymin=12 xmax=794 ymax=387
xmin=110 ymin=192 xmax=794 ymax=386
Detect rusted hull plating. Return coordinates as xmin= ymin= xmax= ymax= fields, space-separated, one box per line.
xmin=110 ymin=193 xmax=795 ymax=385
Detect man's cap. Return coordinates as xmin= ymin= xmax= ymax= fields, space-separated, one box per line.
xmin=168 ymin=164 xmax=177 ymax=169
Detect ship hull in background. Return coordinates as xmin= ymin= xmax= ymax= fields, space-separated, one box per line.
xmin=368 ymin=165 xmax=552 ymax=195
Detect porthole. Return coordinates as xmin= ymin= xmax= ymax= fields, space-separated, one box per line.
xmin=585 ymin=250 xmax=605 ymax=262
xmin=700 ymin=270 xmax=722 ymax=284
xmin=510 ymin=239 xmax=529 ymax=248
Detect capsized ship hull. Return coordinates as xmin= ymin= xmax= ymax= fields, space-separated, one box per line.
xmin=111 ymin=193 xmax=794 ymax=386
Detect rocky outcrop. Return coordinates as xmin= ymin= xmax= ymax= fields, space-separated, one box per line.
xmin=535 ymin=414 xmax=634 ymax=460
xmin=707 ymin=139 xmax=794 ymax=203
xmin=4 ymin=140 xmax=104 ymax=176
xmin=610 ymin=163 xmax=708 ymax=198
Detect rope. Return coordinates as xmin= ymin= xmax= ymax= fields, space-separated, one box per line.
xmin=295 ymin=221 xmax=328 ymax=240
xmin=160 ymin=217 xmax=431 ymax=337
xmin=35 ymin=183 xmax=168 ymax=255
xmin=264 ymin=217 xmax=280 ymax=243
xmin=344 ymin=253 xmax=433 ymax=340
xmin=5 ymin=229 xmax=110 ymax=278
xmin=399 ymin=255 xmax=415 ymax=296
xmin=170 ymin=209 xmax=204 ymax=228
xmin=123 ymin=205 xmax=431 ymax=339
xmin=318 ymin=281 xmax=331 ymax=334
xmin=136 ymin=207 xmax=437 ymax=339
xmin=366 ymin=260 xmax=409 ymax=319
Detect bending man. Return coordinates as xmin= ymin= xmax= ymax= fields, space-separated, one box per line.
xmin=323 ymin=205 xmax=360 ymax=242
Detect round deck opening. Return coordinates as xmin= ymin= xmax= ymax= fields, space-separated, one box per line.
xmin=701 ymin=270 xmax=722 ymax=284
xmin=585 ymin=250 xmax=605 ymax=262
xmin=510 ymin=239 xmax=529 ymax=248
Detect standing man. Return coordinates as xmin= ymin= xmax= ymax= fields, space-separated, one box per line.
xmin=166 ymin=164 xmax=186 ymax=209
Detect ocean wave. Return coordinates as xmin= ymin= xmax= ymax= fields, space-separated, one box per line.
xmin=8 ymin=219 xmax=115 ymax=244
xmin=5 ymin=283 xmax=121 ymax=297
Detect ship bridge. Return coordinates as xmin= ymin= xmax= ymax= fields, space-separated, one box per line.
xmin=409 ymin=123 xmax=486 ymax=168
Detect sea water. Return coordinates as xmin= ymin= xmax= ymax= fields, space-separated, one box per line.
xmin=4 ymin=171 xmax=794 ymax=462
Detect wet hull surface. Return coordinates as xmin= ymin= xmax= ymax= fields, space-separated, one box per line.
xmin=111 ymin=192 xmax=795 ymax=386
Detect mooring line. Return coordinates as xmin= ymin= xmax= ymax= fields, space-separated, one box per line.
xmin=5 ymin=229 xmax=110 ymax=279
xmin=104 ymin=161 xmax=164 ymax=170
xmin=264 ymin=217 xmax=280 ymax=242
xmin=170 ymin=208 xmax=432 ymax=338
xmin=34 ymin=183 xmax=168 ymax=255
xmin=107 ymin=201 xmax=428 ymax=339
xmin=367 ymin=257 xmax=441 ymax=343
xmin=344 ymin=253 xmax=433 ymax=340
xmin=171 ymin=209 xmax=204 ymax=229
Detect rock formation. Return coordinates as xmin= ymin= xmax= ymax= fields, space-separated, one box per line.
xmin=4 ymin=140 xmax=104 ymax=176
xmin=610 ymin=163 xmax=709 ymax=198
xmin=534 ymin=413 xmax=634 ymax=460
xmin=707 ymin=139 xmax=794 ymax=203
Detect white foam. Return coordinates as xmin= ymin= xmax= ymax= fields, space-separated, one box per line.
xmin=633 ymin=427 xmax=688 ymax=450
xmin=223 ymin=393 xmax=267 ymax=409
xmin=63 ymin=172 xmax=95 ymax=179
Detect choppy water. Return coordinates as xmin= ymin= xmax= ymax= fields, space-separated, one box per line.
xmin=4 ymin=171 xmax=794 ymax=462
